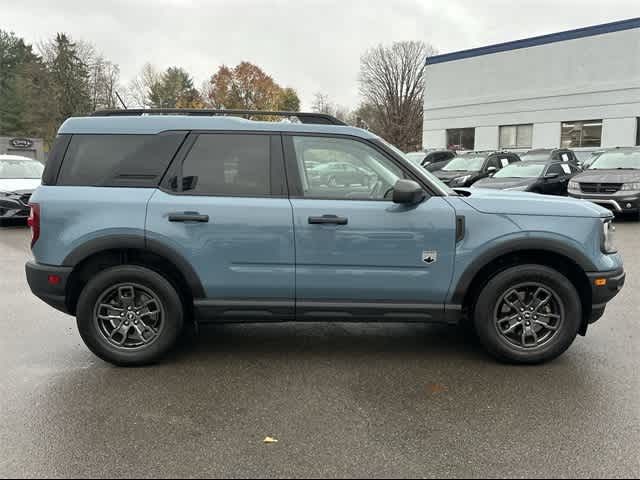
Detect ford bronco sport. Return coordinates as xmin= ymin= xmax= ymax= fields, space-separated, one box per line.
xmin=26 ymin=109 xmax=625 ymax=366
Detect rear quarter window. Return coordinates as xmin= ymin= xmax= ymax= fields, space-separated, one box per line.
xmin=56 ymin=132 xmax=186 ymax=187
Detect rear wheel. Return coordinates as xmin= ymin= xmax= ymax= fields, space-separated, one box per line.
xmin=473 ymin=264 xmax=581 ymax=364
xmin=76 ymin=265 xmax=184 ymax=366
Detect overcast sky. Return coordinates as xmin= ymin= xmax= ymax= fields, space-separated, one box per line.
xmin=1 ymin=0 xmax=639 ymax=109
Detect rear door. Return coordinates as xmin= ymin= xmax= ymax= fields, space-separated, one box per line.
xmin=146 ymin=132 xmax=295 ymax=320
xmin=284 ymin=134 xmax=457 ymax=321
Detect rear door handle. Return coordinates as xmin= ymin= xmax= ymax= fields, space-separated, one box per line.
xmin=168 ymin=212 xmax=210 ymax=223
xmin=308 ymin=214 xmax=348 ymax=225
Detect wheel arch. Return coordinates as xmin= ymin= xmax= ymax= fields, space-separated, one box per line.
xmin=63 ymin=235 xmax=205 ymax=316
xmin=454 ymin=240 xmax=595 ymax=334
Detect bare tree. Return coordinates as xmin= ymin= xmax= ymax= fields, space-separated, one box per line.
xmin=359 ymin=41 xmax=436 ymax=151
xmin=125 ymin=63 xmax=160 ymax=108
xmin=88 ymin=55 xmax=120 ymax=110
xmin=311 ymin=92 xmax=333 ymax=114
xmin=311 ymin=92 xmax=353 ymax=123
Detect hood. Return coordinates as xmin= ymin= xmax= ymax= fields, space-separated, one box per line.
xmin=472 ymin=177 xmax=536 ymax=190
xmin=435 ymin=170 xmax=478 ymax=181
xmin=457 ymin=188 xmax=611 ymax=218
xmin=0 ymin=178 xmax=40 ymax=193
xmin=573 ymin=169 xmax=640 ymax=183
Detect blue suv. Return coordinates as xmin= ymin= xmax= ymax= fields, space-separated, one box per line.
xmin=26 ymin=109 xmax=625 ymax=366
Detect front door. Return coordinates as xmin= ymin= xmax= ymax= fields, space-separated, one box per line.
xmin=284 ymin=135 xmax=457 ymax=321
xmin=146 ymin=132 xmax=295 ymax=320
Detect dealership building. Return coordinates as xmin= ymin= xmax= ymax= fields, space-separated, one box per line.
xmin=423 ymin=17 xmax=640 ymax=153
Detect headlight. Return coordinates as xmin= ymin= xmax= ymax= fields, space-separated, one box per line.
xmin=621 ymin=182 xmax=640 ymax=191
xmin=451 ymin=175 xmax=471 ymax=185
xmin=602 ymin=219 xmax=617 ymax=254
xmin=505 ymin=185 xmax=528 ymax=191
xmin=568 ymin=181 xmax=580 ymax=190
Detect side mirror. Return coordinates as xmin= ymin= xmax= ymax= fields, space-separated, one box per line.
xmin=544 ymin=173 xmax=560 ymax=180
xmin=487 ymin=166 xmax=498 ymax=173
xmin=392 ymin=179 xmax=426 ymax=204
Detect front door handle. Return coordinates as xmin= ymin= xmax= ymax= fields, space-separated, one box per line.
xmin=168 ymin=212 xmax=210 ymax=223
xmin=308 ymin=214 xmax=348 ymax=225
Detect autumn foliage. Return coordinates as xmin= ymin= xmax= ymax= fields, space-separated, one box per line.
xmin=206 ymin=62 xmax=300 ymax=112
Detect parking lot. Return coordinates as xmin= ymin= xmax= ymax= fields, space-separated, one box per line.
xmin=0 ymin=223 xmax=638 ymax=478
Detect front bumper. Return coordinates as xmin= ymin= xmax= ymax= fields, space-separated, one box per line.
xmin=25 ymin=261 xmax=72 ymax=314
xmin=586 ymin=267 xmax=626 ymax=324
xmin=0 ymin=196 xmax=30 ymax=219
xmin=568 ymin=190 xmax=640 ymax=213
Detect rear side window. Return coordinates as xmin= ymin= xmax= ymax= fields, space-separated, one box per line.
xmin=180 ymin=133 xmax=270 ymax=196
xmin=57 ymin=132 xmax=186 ymax=187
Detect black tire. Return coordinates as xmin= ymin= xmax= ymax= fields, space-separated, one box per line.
xmin=76 ymin=265 xmax=184 ymax=366
xmin=473 ymin=264 xmax=581 ymax=364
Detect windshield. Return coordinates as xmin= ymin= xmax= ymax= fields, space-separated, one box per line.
xmin=589 ymin=151 xmax=640 ymax=170
xmin=493 ymin=163 xmax=545 ymax=178
xmin=442 ymin=155 xmax=485 ymax=172
xmin=520 ymin=151 xmax=551 ymax=162
xmin=405 ymin=152 xmax=425 ymax=166
xmin=0 ymin=159 xmax=44 ymax=179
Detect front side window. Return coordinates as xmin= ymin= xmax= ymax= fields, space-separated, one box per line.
xmin=180 ymin=134 xmax=270 ymax=196
xmin=499 ymin=124 xmax=533 ymax=149
xmin=561 ymin=120 xmax=602 ymax=148
xmin=292 ymin=136 xmax=405 ymax=200
xmin=446 ymin=128 xmax=475 ymax=150
xmin=0 ymin=159 xmax=44 ymax=179
xmin=546 ymin=164 xmax=566 ymax=176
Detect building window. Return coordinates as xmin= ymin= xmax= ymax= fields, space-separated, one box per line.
xmin=561 ymin=120 xmax=602 ymax=148
xmin=499 ymin=124 xmax=533 ymax=149
xmin=446 ymin=128 xmax=475 ymax=151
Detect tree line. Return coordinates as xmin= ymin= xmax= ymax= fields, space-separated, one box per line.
xmin=1 ymin=29 xmax=432 ymax=152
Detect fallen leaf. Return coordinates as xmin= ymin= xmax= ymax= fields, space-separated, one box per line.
xmin=263 ymin=436 xmax=278 ymax=444
xmin=426 ymin=383 xmax=448 ymax=394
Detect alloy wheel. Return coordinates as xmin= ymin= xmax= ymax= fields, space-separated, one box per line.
xmin=493 ymin=282 xmax=564 ymax=349
xmin=93 ymin=283 xmax=165 ymax=350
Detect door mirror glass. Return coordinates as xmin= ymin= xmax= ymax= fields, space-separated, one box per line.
xmin=392 ymin=179 xmax=426 ymax=204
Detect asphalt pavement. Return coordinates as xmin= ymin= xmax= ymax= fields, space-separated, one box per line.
xmin=0 ymin=222 xmax=638 ymax=478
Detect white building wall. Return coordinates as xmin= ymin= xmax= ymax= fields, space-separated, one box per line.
xmin=532 ymin=123 xmax=561 ymax=149
xmin=423 ymin=24 xmax=640 ymax=150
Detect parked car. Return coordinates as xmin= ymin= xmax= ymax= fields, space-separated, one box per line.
xmin=433 ymin=151 xmax=521 ymax=187
xmin=0 ymin=154 xmax=44 ymax=225
xmin=568 ymin=147 xmax=640 ymax=217
xmin=307 ymin=161 xmax=375 ymax=187
xmin=26 ymin=109 xmax=624 ymax=366
xmin=473 ymin=161 xmax=580 ymax=195
xmin=405 ymin=149 xmax=456 ymax=172
xmin=520 ymin=148 xmax=579 ymax=166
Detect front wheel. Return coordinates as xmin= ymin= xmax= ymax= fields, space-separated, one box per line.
xmin=76 ymin=265 xmax=184 ymax=366
xmin=473 ymin=264 xmax=581 ymax=364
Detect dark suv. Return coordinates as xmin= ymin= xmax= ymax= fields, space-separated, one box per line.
xmin=434 ymin=151 xmax=521 ymax=187
xmin=521 ymin=148 xmax=579 ymax=166
xmin=406 ymin=150 xmax=456 ymax=172
xmin=568 ymin=147 xmax=640 ymax=217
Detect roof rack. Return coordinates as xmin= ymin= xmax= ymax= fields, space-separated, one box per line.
xmin=91 ymin=108 xmax=347 ymax=126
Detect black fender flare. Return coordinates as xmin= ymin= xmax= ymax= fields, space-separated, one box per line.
xmin=62 ymin=234 xmax=205 ymax=299
xmin=450 ymin=237 xmax=597 ymax=305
